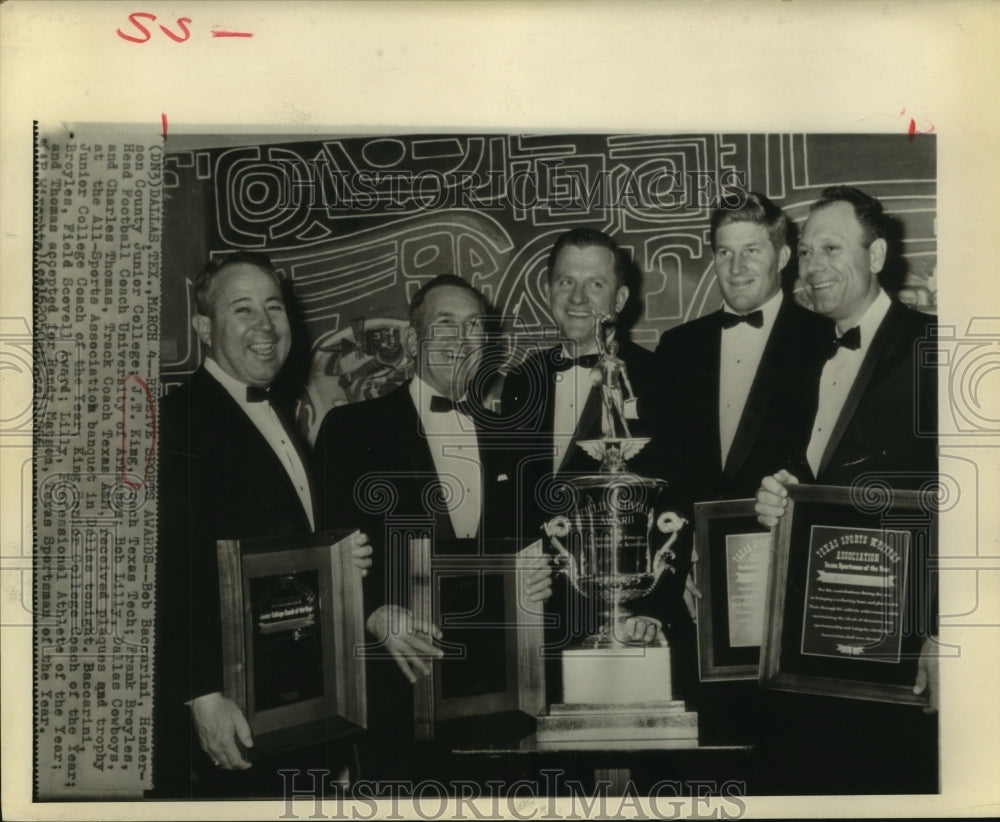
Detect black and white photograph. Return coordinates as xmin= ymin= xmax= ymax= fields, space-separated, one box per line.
xmin=3 ymin=2 xmax=1000 ymax=820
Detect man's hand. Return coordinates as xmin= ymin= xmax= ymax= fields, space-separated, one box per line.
xmin=349 ymin=530 xmax=373 ymax=577
xmin=754 ymin=470 xmax=800 ymax=528
xmin=913 ymin=636 xmax=940 ymax=714
xmin=621 ymin=616 xmax=667 ymax=646
xmin=521 ymin=554 xmax=553 ymax=603
xmin=366 ymin=604 xmax=443 ymax=684
xmin=189 ymin=692 xmax=253 ymax=770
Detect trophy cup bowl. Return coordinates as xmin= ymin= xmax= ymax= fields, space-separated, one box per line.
xmin=543 ymin=467 xmax=686 ymax=648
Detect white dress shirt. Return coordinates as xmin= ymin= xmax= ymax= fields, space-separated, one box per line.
xmin=552 ymin=348 xmax=597 ymax=472
xmin=806 ymin=289 xmax=892 ymax=477
xmin=410 ymin=377 xmax=483 ymax=538
xmin=204 ymin=357 xmax=314 ymax=529
xmin=719 ymin=290 xmax=784 ymax=467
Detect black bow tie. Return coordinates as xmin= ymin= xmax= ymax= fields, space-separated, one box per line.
xmin=246 ymin=386 xmax=273 ymax=403
xmin=719 ymin=309 xmax=764 ymax=330
xmin=828 ymin=326 xmax=862 ymax=359
xmin=552 ymin=353 xmax=601 ymax=373
xmin=429 ymin=395 xmax=474 ymax=415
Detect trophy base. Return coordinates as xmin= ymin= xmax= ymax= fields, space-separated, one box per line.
xmin=536 ymin=645 xmax=700 ymax=747
xmin=562 ymin=644 xmax=673 ymax=704
xmin=536 ymin=701 xmax=699 ymax=747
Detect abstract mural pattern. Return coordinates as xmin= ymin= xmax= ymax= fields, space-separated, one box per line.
xmin=161 ymin=133 xmax=936 ymax=432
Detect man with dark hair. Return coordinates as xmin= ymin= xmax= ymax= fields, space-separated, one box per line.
xmin=155 ymin=252 xmax=372 ymax=797
xmin=755 ymin=184 xmax=937 ymax=510
xmin=754 ymin=185 xmax=938 ymax=794
xmin=313 ymin=273 xmax=552 ymax=778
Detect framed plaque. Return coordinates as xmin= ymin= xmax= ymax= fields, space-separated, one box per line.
xmin=761 ymin=485 xmax=935 ymax=705
xmin=410 ymin=538 xmax=546 ymax=741
xmin=216 ymin=529 xmax=367 ymax=758
xmin=694 ymin=499 xmax=772 ymax=681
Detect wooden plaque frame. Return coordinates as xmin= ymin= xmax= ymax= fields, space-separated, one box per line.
xmin=761 ymin=484 xmax=935 ymax=705
xmin=410 ymin=538 xmax=546 ymax=741
xmin=216 ymin=529 xmax=367 ymax=758
xmin=693 ymin=498 xmax=772 ymax=682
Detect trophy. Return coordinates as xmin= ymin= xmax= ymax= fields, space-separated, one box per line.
xmin=535 ymin=314 xmax=699 ymax=746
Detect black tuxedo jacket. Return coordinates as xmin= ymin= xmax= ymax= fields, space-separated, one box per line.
xmin=157 ymin=367 xmax=314 ymax=702
xmin=651 ymin=298 xmax=832 ymax=507
xmin=311 ymin=381 xmax=527 ymax=779
xmin=757 ymin=301 xmax=939 ymax=795
xmin=154 ymin=366 xmax=316 ymax=795
xmin=313 ymin=381 xmax=524 ymax=608
xmin=499 ymin=340 xmax=657 ymax=531
xmin=800 ymin=300 xmax=938 ymax=487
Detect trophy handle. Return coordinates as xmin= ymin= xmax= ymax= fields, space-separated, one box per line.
xmin=651 ymin=512 xmax=688 ymax=583
xmin=542 ymin=516 xmax=583 ymax=593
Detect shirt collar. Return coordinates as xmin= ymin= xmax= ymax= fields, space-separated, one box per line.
xmin=560 ymin=340 xmax=600 ymax=360
xmin=846 ymin=289 xmax=891 ymax=344
xmin=204 ymin=357 xmax=261 ymax=408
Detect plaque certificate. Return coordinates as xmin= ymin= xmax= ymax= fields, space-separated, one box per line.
xmin=800 ymin=525 xmax=910 ymax=663
xmin=724 ymin=532 xmax=772 ymax=650
xmin=693 ymin=500 xmax=772 ymax=681
xmin=217 ymin=530 xmax=367 ymax=757
xmin=410 ymin=538 xmax=546 ymax=741
xmin=249 ymin=571 xmax=325 ymax=711
xmin=760 ymin=485 xmax=934 ymax=706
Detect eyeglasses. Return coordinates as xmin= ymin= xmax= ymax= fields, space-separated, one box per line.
xmin=426 ymin=317 xmax=487 ymax=341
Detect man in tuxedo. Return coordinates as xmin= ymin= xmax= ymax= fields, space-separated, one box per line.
xmin=754 ymin=186 xmax=939 ymax=793
xmin=501 ymin=228 xmax=656 ymax=493
xmin=650 ymin=192 xmax=832 ymax=742
xmin=155 ymin=252 xmax=372 ymax=797
xmin=646 ymin=193 xmax=832 ymax=741
xmin=312 ymin=274 xmax=552 ymax=778
xmin=652 ymin=192 xmax=831 ymax=505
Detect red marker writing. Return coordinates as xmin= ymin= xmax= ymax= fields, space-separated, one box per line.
xmin=116 ymin=13 xmax=252 ymax=42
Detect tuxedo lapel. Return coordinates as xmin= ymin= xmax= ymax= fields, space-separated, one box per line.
xmin=195 ymin=369 xmax=312 ymax=528
xmin=723 ymin=300 xmax=789 ymax=480
xmin=561 ymin=386 xmax=602 ymax=473
xmin=474 ymin=412 xmax=511 ymax=541
xmin=540 ymin=347 xmax=561 ymax=437
xmin=818 ymin=303 xmax=901 ymax=477
xmin=695 ymin=319 xmax=724 ymax=478
xmin=270 ymin=398 xmax=319 ymax=518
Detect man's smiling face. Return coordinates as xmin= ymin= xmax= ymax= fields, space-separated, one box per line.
xmin=798 ymin=201 xmax=885 ymax=329
xmin=193 ymin=262 xmax=291 ymax=387
xmin=713 ymin=220 xmax=788 ymax=313
xmin=546 ymin=244 xmax=628 ymax=351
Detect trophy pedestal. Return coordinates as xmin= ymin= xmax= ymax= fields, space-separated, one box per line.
xmin=562 ymin=645 xmax=673 ymax=704
xmin=536 ymin=645 xmax=699 ymax=747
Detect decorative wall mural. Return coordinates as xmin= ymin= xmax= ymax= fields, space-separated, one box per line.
xmin=161 ymin=133 xmax=936 ymax=428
